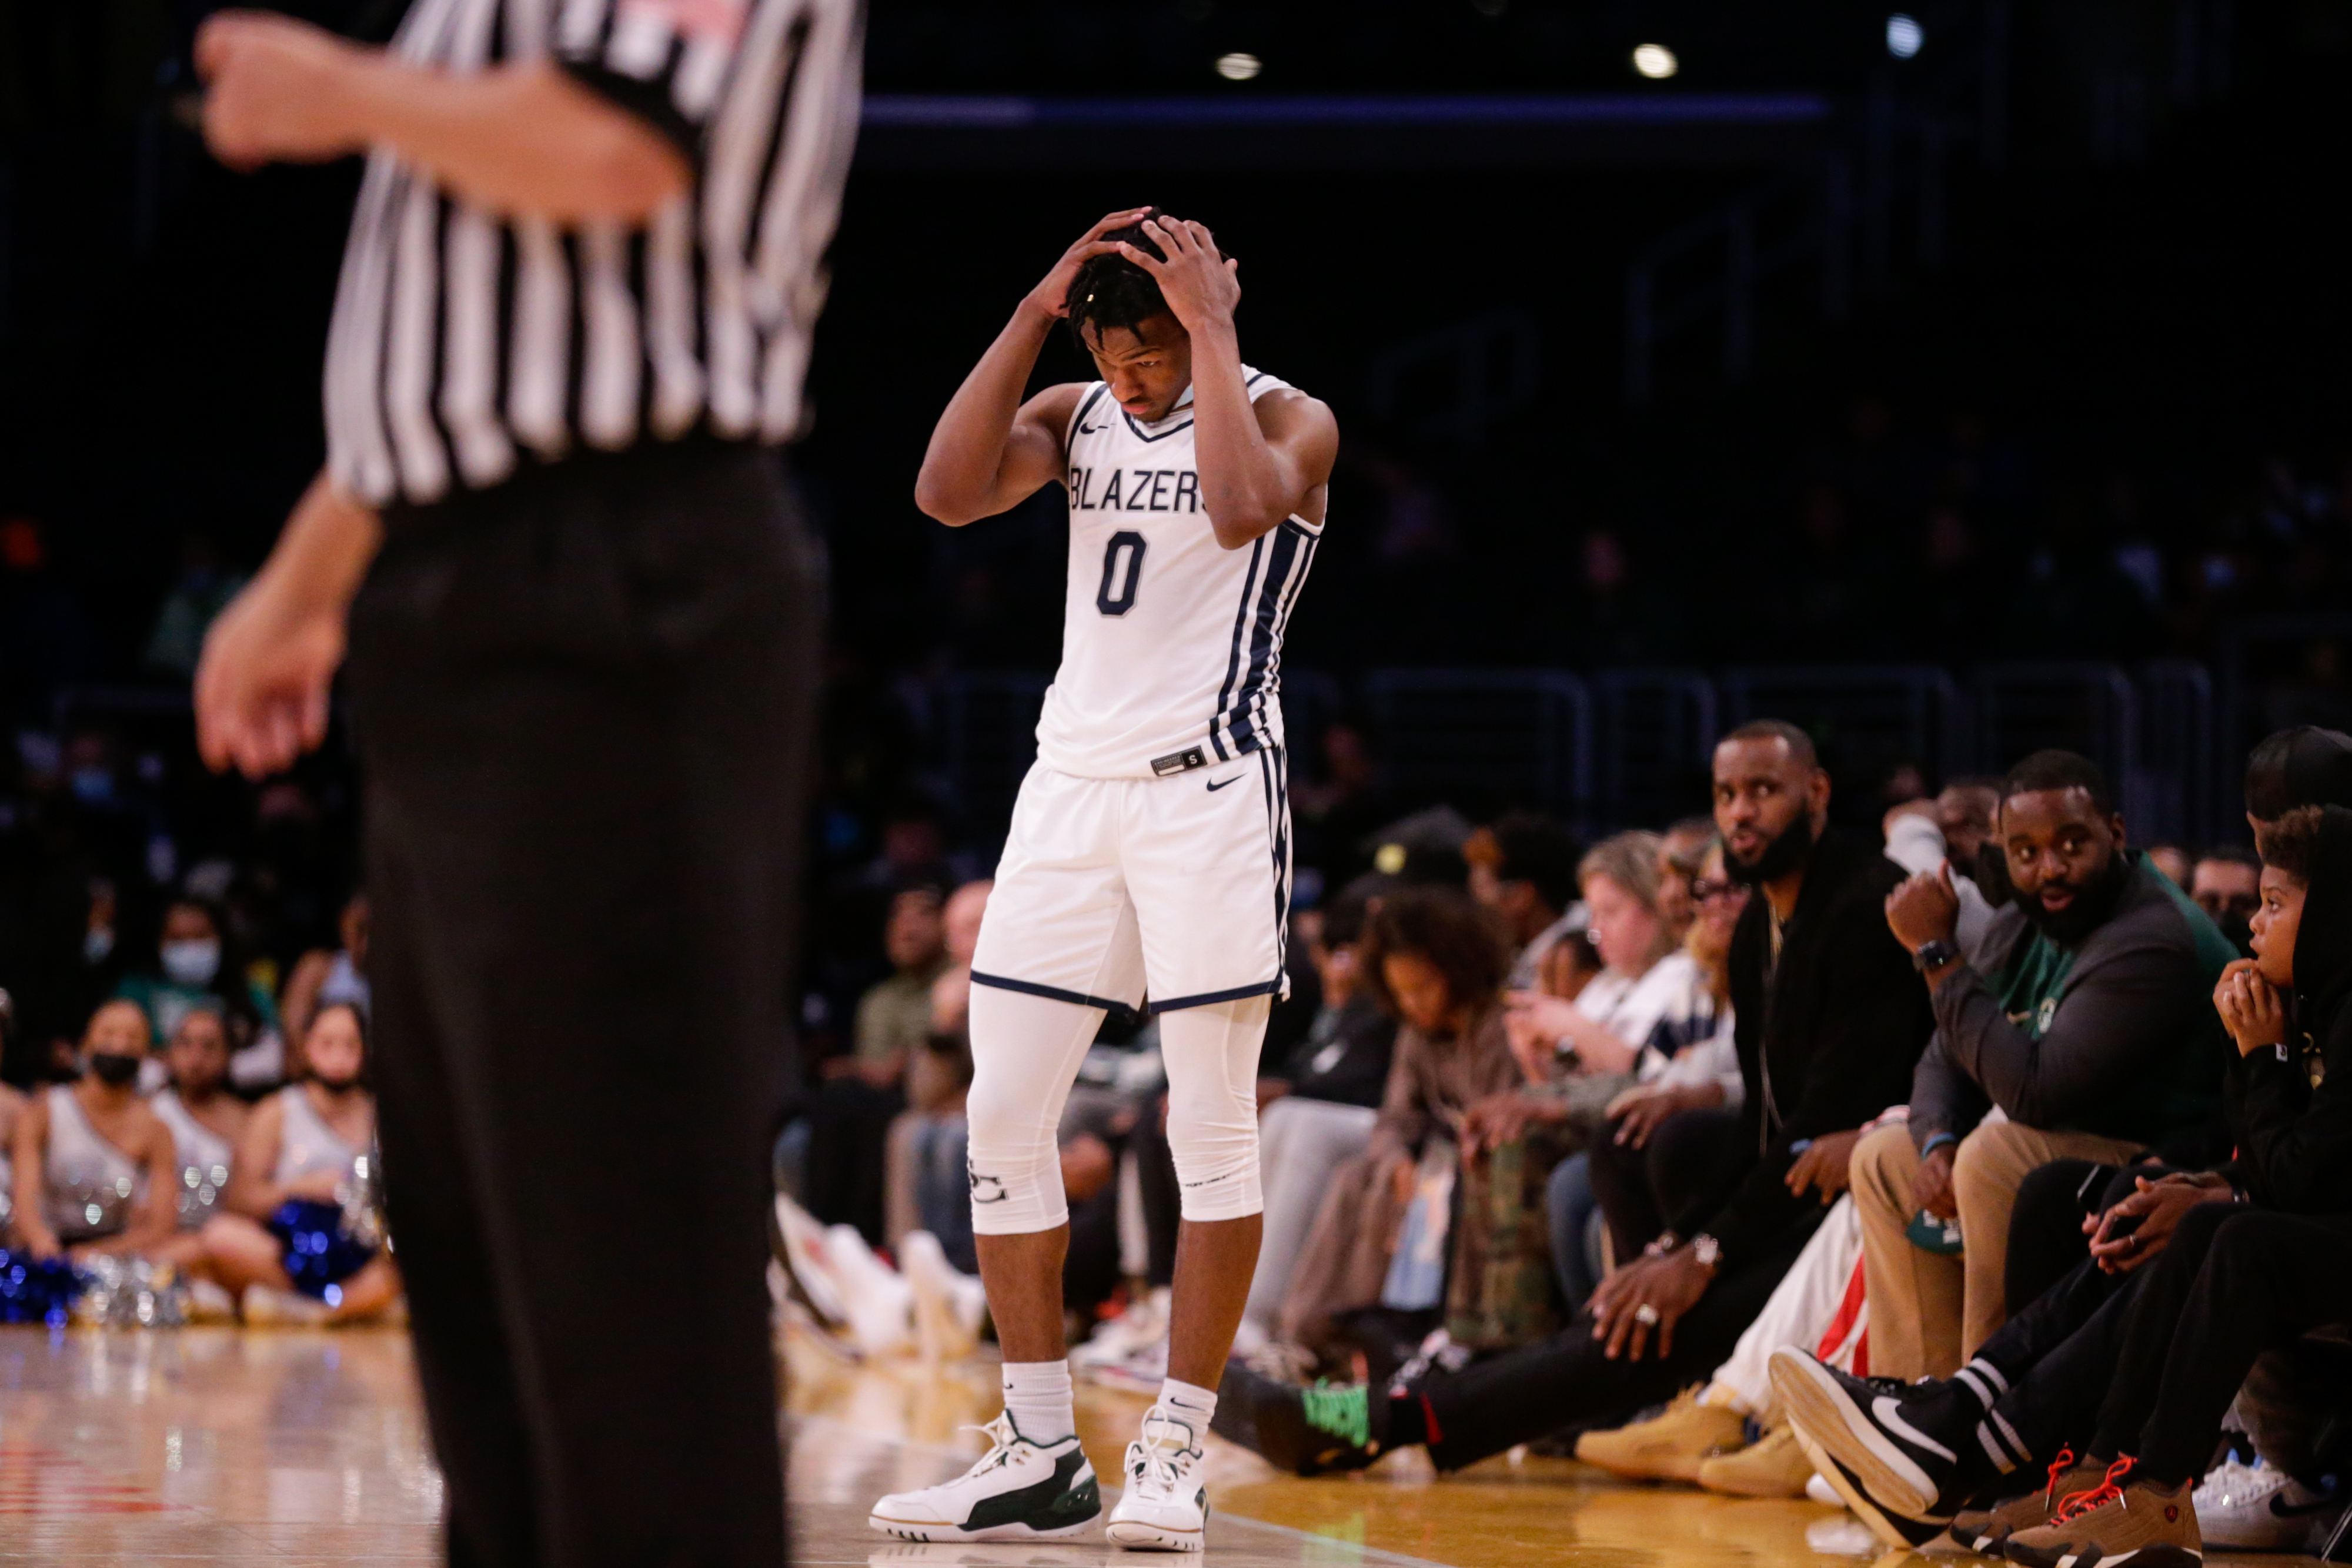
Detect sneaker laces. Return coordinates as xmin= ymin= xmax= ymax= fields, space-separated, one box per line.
xmin=953 ymin=1413 xmax=1028 ymax=1476
xmin=2042 ymin=1446 xmax=2078 ymax=1509
xmin=2053 ymin=1456 xmax=2136 ymax=1524
xmin=1128 ymin=1407 xmax=1200 ymax=1493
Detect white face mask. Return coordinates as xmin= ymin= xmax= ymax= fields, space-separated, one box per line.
xmin=161 ymin=938 xmax=222 ymax=988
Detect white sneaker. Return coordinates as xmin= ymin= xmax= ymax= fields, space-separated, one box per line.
xmin=1087 ymin=1338 xmax=1170 ymax=1396
xmin=1073 ymin=1286 xmax=1170 ymax=1369
xmin=821 ymin=1225 xmax=916 ymax=1358
xmin=901 ymin=1231 xmax=985 ymax=1365
xmin=2195 ymin=1455 xmax=2342 ymax=1549
xmin=240 ymin=1284 xmax=330 ymax=1327
xmin=868 ymin=1412 xmax=1101 ymax=1543
xmin=1104 ymin=1405 xmax=1209 ymax=1552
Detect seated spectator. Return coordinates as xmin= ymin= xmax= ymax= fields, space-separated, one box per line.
xmin=198 ymin=1002 xmax=400 ymax=1325
xmin=278 ymin=891 xmax=370 ymax=1069
xmin=1242 ymin=884 xmax=1399 ymax=1343
xmin=1776 ymin=802 xmax=2352 ymax=1562
xmin=806 ymin=884 xmax=948 ymax=1243
xmin=1465 ymin=812 xmax=1585 ymax=989
xmin=2144 ymin=842 xmax=2193 ymax=887
xmin=148 ymin=1002 xmax=248 ymax=1233
xmin=1655 ymin=817 xmax=1718 ymax=944
xmin=2190 ymin=845 xmax=2261 ymax=950
xmin=9 ymin=1000 xmax=180 ymax=1263
xmin=112 ymin=895 xmax=273 ymax=1074
xmin=885 ymin=878 xmax=991 ymax=1271
xmin=1855 ymin=750 xmax=2231 ymax=1379
xmin=1274 ymin=887 xmax=1517 ymax=1356
xmin=1558 ymin=838 xmax=1753 ymax=1305
xmin=1218 ymin=720 xmax=1934 ymax=1475
xmin=1884 ymin=786 xmax=2004 ymax=962
xmin=0 ymin=1076 xmax=22 ymax=1242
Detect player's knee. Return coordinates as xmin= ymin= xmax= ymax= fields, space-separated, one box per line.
xmin=1163 ymin=1091 xmax=1262 ymax=1222
xmin=963 ymin=1076 xmax=1066 ymax=1235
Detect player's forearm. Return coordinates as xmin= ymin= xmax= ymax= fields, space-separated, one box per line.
xmin=915 ymin=303 xmax=1056 ymax=526
xmin=341 ymin=55 xmax=689 ymax=221
xmin=1187 ymin=322 xmax=1295 ymax=549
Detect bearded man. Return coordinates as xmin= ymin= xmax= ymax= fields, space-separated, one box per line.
xmin=1211 ymin=720 xmax=1936 ymax=1476
xmin=1857 ymin=748 xmax=2234 ymax=1380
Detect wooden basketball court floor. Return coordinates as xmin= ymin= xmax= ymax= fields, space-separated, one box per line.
xmin=0 ymin=1323 xmax=2319 ymax=1567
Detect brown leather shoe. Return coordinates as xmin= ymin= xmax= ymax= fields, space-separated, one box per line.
xmin=1954 ymin=1449 xmax=2104 ymax=1554
xmin=2004 ymin=1460 xmax=2202 ymax=1568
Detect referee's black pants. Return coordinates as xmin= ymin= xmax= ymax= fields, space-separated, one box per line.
xmin=348 ymin=442 xmax=821 ymax=1568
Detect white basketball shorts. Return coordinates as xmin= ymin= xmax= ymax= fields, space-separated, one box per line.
xmin=970 ymin=747 xmax=1293 ymax=1016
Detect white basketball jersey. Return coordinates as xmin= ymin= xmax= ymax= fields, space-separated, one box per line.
xmin=1034 ymin=368 xmax=1322 ymax=779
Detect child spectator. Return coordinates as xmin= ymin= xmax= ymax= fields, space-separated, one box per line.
xmin=10 ymin=1000 xmax=180 ymax=1263
xmin=149 ymin=1002 xmax=248 ymax=1232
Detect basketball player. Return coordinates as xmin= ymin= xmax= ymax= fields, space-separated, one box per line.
xmin=868 ymin=210 xmax=1337 ymax=1550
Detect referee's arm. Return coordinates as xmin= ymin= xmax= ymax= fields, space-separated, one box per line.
xmin=196 ymin=11 xmax=688 ymax=220
xmin=189 ymin=11 xmax=694 ymax=777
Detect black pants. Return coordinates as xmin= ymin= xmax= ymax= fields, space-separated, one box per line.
xmin=1976 ymin=1202 xmax=2352 ymax=1489
xmin=1415 ymin=1210 xmax=1818 ymax=1471
xmin=1586 ymin=1106 xmax=1748 ymax=1262
xmin=349 ymin=443 xmax=822 ymax=1568
xmin=802 ymin=1078 xmax=904 ymax=1243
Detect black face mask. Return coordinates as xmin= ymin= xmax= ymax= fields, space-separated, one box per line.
xmin=2017 ymin=850 xmax=2133 ymax=948
xmin=89 ymin=1052 xmax=142 ymax=1087
xmin=1728 ymin=811 xmax=1819 ymax=889
xmin=312 ymin=1071 xmax=365 ymax=1095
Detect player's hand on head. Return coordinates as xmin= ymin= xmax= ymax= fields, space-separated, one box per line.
xmin=1025 ymin=208 xmax=1154 ymax=322
xmin=1119 ymin=216 xmax=1241 ymax=334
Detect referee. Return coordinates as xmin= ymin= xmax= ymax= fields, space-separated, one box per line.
xmin=191 ymin=3 xmax=858 ymax=1566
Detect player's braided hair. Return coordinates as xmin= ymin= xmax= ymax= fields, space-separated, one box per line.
xmin=1064 ymin=208 xmax=1196 ymax=350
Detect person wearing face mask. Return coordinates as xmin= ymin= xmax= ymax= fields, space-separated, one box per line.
xmin=9 ymin=1000 xmax=182 ymax=1265
xmin=149 ymin=1003 xmax=249 ymax=1234
xmin=198 ymin=1002 xmax=401 ymax=1325
xmin=112 ymin=897 xmax=274 ymax=1066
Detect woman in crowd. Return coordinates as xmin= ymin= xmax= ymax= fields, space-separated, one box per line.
xmin=1446 ymin=834 xmax=1722 ymax=1336
xmin=1275 ymin=886 xmax=1517 ymax=1359
xmin=278 ymin=891 xmax=370 ymax=1067
xmin=1545 ymin=839 xmax=1749 ymax=1306
xmin=199 ymin=1001 xmax=400 ymax=1323
xmin=113 ymin=895 xmax=273 ymax=1061
xmin=149 ymin=1002 xmax=249 ymax=1233
xmin=9 ymin=999 xmax=181 ymax=1263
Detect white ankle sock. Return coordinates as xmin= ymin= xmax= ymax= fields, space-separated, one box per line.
xmin=1158 ymin=1376 xmax=1217 ymax=1429
xmin=1002 ymin=1360 xmax=1075 ymax=1444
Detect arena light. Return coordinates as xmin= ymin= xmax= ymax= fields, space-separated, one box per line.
xmin=1215 ymin=51 xmax=1262 ymax=81
xmin=1886 ymin=14 xmax=1924 ymax=58
xmin=1632 ymin=43 xmax=1679 ymax=79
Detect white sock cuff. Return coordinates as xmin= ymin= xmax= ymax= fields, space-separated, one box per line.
xmin=1002 ymin=1360 xmax=1075 ymax=1443
xmin=1159 ymin=1376 xmax=1218 ymax=1425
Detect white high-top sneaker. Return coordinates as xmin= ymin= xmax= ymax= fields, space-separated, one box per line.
xmin=868 ymin=1412 xmax=1101 ymax=1542
xmin=1105 ymin=1405 xmax=1210 ymax=1552
xmin=820 ymin=1224 xmax=915 ymax=1358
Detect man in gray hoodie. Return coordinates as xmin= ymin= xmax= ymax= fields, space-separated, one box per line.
xmin=1854 ymin=750 xmax=2234 ymax=1379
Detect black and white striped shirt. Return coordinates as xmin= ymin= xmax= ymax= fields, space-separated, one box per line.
xmin=323 ymin=0 xmax=861 ymax=508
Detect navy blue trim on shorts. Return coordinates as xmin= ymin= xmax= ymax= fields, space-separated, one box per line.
xmin=970 ymin=969 xmax=1142 ymax=1022
xmin=1147 ymin=978 xmax=1284 ymax=1014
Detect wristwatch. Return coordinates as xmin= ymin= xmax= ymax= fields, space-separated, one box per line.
xmin=1912 ymin=938 xmax=1961 ymax=972
xmin=1689 ymin=1233 xmax=1722 ymax=1273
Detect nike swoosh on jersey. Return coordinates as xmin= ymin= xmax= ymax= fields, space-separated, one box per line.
xmin=1205 ymin=775 xmax=1243 ymax=792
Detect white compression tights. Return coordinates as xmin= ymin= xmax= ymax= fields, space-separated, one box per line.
xmin=964 ymin=984 xmax=1271 ymax=1236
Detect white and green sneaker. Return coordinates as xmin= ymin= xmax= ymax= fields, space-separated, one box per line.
xmin=867 ymin=1413 xmax=1101 ymax=1543
xmin=1105 ymin=1406 xmax=1211 ymax=1552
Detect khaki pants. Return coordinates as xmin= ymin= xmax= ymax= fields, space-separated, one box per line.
xmin=1853 ymin=1120 xmax=2144 ymax=1379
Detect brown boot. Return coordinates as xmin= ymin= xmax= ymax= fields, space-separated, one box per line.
xmin=1952 ymin=1448 xmax=2105 ymax=1554
xmin=2004 ymin=1460 xmax=2202 ymax=1568
xmin=1574 ymin=1387 xmax=1748 ymax=1483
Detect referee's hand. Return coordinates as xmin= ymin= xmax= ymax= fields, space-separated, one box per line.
xmin=196 ymin=475 xmax=379 ymax=780
xmin=195 ymin=11 xmax=368 ymax=170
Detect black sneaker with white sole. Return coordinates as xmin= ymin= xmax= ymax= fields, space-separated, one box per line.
xmin=1772 ymin=1347 xmax=1997 ymax=1537
xmin=1213 ymin=1362 xmax=1382 ymax=1477
xmin=867 ymin=1413 xmax=1101 ymax=1542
